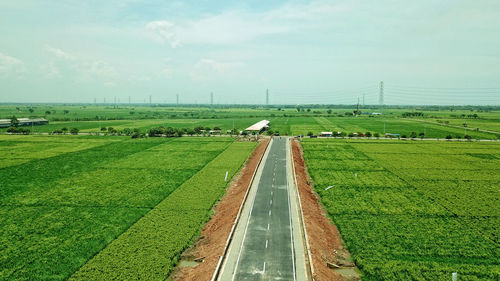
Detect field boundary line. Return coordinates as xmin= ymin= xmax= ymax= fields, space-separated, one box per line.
xmin=210 ymin=138 xmax=271 ymax=281
xmin=68 ymin=138 xmax=236 ymax=279
xmin=290 ymin=138 xmax=315 ymax=280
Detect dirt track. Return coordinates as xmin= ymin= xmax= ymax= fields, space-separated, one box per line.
xmin=292 ymin=140 xmax=359 ymax=281
xmin=170 ymin=139 xmax=270 ymax=281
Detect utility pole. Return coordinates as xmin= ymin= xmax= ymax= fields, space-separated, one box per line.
xmin=176 ymin=94 xmax=179 ymax=105
xmin=210 ymin=92 xmax=214 ymax=107
xmin=379 ymin=81 xmax=384 ymax=106
xmin=266 ymin=89 xmax=269 ymax=106
xmin=128 ymin=96 xmax=131 ymax=105
xmin=114 ymin=96 xmax=116 ymax=108
xmin=363 ymin=94 xmax=365 ymax=106
xmin=356 ymin=97 xmax=360 ymax=114
xmin=149 ymin=95 xmax=152 ymax=105
xmin=104 ymin=97 xmax=106 ymax=104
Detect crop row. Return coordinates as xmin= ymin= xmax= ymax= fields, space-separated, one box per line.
xmin=0 ymin=136 xmax=240 ymax=280
xmin=301 ymin=139 xmax=499 ymax=280
xmin=70 ymin=141 xmax=257 ymax=280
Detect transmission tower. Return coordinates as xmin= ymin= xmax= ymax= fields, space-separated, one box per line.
xmin=176 ymin=94 xmax=179 ymax=105
xmin=379 ymin=81 xmax=384 ymax=105
xmin=128 ymin=96 xmax=131 ymax=105
xmin=266 ymin=89 xmax=269 ymax=106
xmin=210 ymin=92 xmax=214 ymax=106
xmin=149 ymin=95 xmax=152 ymax=105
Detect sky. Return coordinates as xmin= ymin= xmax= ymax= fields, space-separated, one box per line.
xmin=1 ymin=0 xmax=500 ymax=105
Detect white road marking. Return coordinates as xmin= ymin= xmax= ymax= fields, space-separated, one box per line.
xmin=270 ymin=199 xmax=272 ymax=205
xmin=271 ymin=191 xmax=273 ymax=196
xmin=231 ymin=159 xmax=264 ymax=281
xmin=263 ymin=262 xmax=266 ymax=274
xmin=267 ymin=223 xmax=270 ymax=230
xmin=265 ymin=240 xmax=268 ymax=248
xmin=286 ymin=147 xmax=297 ymax=281
xmin=269 ymin=210 xmax=272 ymax=216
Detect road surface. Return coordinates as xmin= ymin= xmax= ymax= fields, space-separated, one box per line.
xmin=219 ymin=137 xmax=307 ymax=281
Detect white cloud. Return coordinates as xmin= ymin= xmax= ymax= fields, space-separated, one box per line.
xmin=45 ymin=45 xmax=75 ymax=60
xmin=0 ymin=52 xmax=26 ymax=78
xmin=145 ymin=21 xmax=180 ymax=48
xmin=44 ymin=45 xmax=118 ymax=84
xmin=40 ymin=63 xmax=61 ymax=79
xmin=144 ymin=1 xmax=351 ymax=47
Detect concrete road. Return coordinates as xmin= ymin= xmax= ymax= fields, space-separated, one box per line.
xmin=219 ymin=137 xmax=307 ymax=281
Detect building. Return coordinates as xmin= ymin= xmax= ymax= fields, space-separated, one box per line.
xmin=0 ymin=118 xmax=49 ymax=128
xmin=320 ymin=132 xmax=333 ymax=137
xmin=245 ymin=120 xmax=270 ymax=133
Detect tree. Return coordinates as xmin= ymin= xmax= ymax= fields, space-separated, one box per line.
xmin=10 ymin=116 xmax=19 ymax=127
xmin=63 ymin=110 xmax=70 ymax=114
xmin=401 ymin=134 xmax=407 ymax=138
xmin=419 ymin=132 xmax=425 ymax=139
xmin=100 ymin=127 xmax=107 ymax=132
xmin=296 ymin=107 xmax=301 ymax=112
xmin=365 ymin=131 xmax=372 ymax=138
xmin=187 ymin=129 xmax=195 ymax=136
xmin=70 ymin=128 xmax=79 ymax=135
xmin=446 ymin=135 xmax=452 ymax=140
xmin=61 ymin=127 xmax=68 ymax=134
xmin=307 ymin=131 xmax=314 ymax=137
xmin=45 ymin=111 xmax=51 ymax=115
xmin=410 ymin=131 xmax=417 ymax=138
xmin=348 ymin=132 xmax=354 ymax=138
xmin=306 ymin=108 xmax=311 ymax=112
xmin=374 ymin=132 xmax=380 ymax=138
xmin=464 ymin=135 xmax=471 ymax=140
xmin=29 ymin=108 xmax=34 ymax=114
xmin=327 ymin=109 xmax=332 ymax=114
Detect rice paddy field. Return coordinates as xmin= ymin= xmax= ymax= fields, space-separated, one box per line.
xmin=301 ymin=139 xmax=500 ymax=280
xmin=1 ymin=105 xmax=499 ymax=139
xmin=0 ymin=135 xmax=256 ymax=280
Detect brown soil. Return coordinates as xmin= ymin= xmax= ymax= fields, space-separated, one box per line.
xmin=292 ymin=140 xmax=360 ymax=281
xmin=170 ymin=138 xmax=270 ymax=281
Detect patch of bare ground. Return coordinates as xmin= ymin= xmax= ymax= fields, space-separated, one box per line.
xmin=292 ymin=139 xmax=360 ymax=281
xmin=170 ymin=138 xmax=270 ymax=281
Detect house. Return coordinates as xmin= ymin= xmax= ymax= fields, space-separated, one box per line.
xmin=245 ymin=120 xmax=270 ymax=134
xmin=0 ymin=118 xmax=49 ymax=128
xmin=320 ymin=132 xmax=333 ymax=137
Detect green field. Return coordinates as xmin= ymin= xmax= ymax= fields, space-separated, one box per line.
xmin=301 ymin=139 xmax=500 ymax=280
xmin=0 ymin=135 xmax=256 ymax=280
xmin=2 ymin=104 xmax=499 ymax=139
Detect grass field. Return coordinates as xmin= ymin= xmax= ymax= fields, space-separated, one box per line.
xmin=0 ymin=135 xmax=255 ymax=280
xmin=301 ymin=139 xmax=500 ymax=280
xmin=2 ymin=104 xmax=499 ymax=139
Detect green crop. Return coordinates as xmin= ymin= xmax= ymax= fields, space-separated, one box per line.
xmin=302 ymin=139 xmax=500 ymax=280
xmin=0 ymin=135 xmax=253 ymax=280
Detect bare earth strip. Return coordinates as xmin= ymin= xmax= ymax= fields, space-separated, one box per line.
xmin=170 ymin=138 xmax=270 ymax=281
xmin=291 ymin=139 xmax=360 ymax=281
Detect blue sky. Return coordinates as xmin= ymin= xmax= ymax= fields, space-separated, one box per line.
xmin=1 ymin=0 xmax=500 ymax=105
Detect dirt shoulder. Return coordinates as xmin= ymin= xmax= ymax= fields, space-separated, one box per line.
xmin=170 ymin=138 xmax=270 ymax=281
xmin=292 ymin=140 xmax=360 ymax=281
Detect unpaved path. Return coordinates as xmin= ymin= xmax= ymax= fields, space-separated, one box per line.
xmin=170 ymin=139 xmax=270 ymax=281
xmin=292 ymin=140 xmax=360 ymax=281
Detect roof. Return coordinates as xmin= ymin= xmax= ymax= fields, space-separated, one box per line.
xmin=321 ymin=132 xmax=333 ymax=135
xmin=245 ymin=120 xmax=270 ymax=131
xmin=0 ymin=118 xmax=48 ymax=125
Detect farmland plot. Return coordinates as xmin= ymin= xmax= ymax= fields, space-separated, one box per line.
xmin=0 ymin=135 xmax=254 ymax=280
xmin=301 ymin=139 xmax=500 ymax=280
